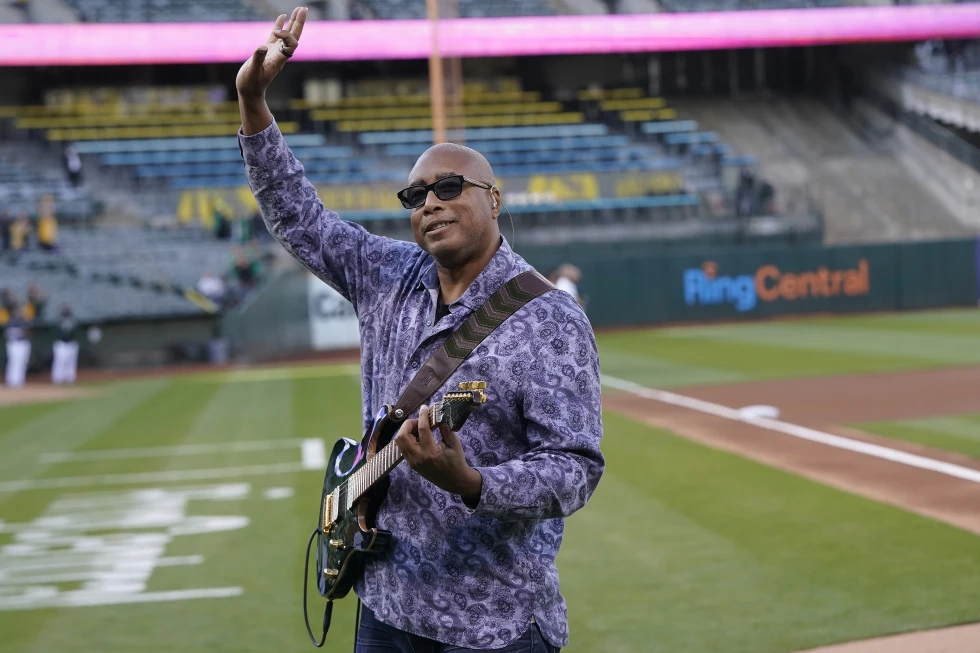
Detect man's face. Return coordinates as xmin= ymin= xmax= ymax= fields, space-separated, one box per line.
xmin=407 ymin=149 xmax=497 ymax=269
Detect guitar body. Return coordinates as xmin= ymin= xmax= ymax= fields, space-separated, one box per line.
xmin=315 ymin=406 xmax=397 ymax=600
xmin=311 ymin=383 xmax=487 ymax=602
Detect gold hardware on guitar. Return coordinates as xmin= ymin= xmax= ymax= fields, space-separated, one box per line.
xmin=322 ymin=494 xmax=333 ymax=532
xmin=328 ymin=539 xmax=344 ymax=550
xmin=324 ymin=569 xmax=339 ymax=578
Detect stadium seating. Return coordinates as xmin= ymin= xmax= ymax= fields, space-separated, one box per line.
xmin=0 ymin=157 xmax=95 ymax=220
xmin=360 ymin=0 xmax=555 ymax=19
xmin=60 ymin=0 xmax=261 ymax=23
xmin=0 ymin=227 xmax=251 ymax=323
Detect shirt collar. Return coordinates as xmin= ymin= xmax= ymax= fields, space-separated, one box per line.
xmin=414 ymin=236 xmax=528 ymax=312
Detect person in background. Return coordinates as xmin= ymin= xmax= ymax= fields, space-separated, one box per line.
xmin=0 ymin=210 xmax=11 ymax=253
xmin=196 ymin=269 xmax=226 ymax=307
xmin=0 ymin=288 xmax=17 ymax=326
xmin=4 ymin=304 xmax=31 ymax=388
xmin=25 ymin=283 xmax=48 ymax=322
xmin=36 ymin=196 xmax=58 ymax=252
xmin=63 ymin=143 xmax=83 ymax=188
xmin=9 ymin=213 xmax=31 ymax=259
xmin=231 ymin=247 xmax=260 ymax=292
xmin=552 ymin=263 xmax=585 ymax=308
xmin=51 ymin=305 xmax=80 ymax=385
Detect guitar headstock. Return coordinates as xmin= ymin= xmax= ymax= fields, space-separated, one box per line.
xmin=430 ymin=381 xmax=488 ymax=432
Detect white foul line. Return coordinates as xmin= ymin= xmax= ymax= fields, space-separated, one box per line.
xmin=0 ymin=463 xmax=311 ymax=494
xmin=601 ymin=375 xmax=980 ymax=485
xmin=39 ymin=439 xmax=306 ymax=464
xmin=301 ymin=438 xmax=327 ymax=470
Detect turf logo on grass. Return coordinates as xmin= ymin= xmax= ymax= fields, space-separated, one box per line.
xmin=0 ymin=484 xmax=249 ymax=611
xmin=684 ymin=259 xmax=870 ymax=313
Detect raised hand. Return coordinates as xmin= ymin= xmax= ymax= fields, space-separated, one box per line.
xmin=236 ymin=6 xmax=307 ymax=100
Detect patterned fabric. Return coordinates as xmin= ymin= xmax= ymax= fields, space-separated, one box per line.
xmin=240 ymin=122 xmax=604 ymax=650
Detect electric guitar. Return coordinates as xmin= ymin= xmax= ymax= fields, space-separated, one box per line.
xmin=311 ymin=382 xmax=488 ymax=604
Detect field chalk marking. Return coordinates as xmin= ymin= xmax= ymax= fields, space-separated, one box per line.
xmin=0 ymin=587 xmax=243 ymax=611
xmin=0 ymin=463 xmax=310 ymax=493
xmin=39 ymin=439 xmax=307 ymax=464
xmin=601 ymin=375 xmax=980 ymax=485
xmin=301 ymin=439 xmax=327 ymax=470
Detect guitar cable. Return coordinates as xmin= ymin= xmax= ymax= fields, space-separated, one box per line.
xmin=303 ymin=526 xmax=332 ymax=648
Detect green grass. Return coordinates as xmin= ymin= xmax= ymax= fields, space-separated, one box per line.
xmin=2 ymin=310 xmax=980 ymax=653
xmin=597 ymin=308 xmax=980 ymax=387
xmin=856 ymin=414 xmax=980 ymax=461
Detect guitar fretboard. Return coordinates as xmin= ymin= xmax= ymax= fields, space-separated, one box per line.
xmin=342 ymin=405 xmax=443 ymax=511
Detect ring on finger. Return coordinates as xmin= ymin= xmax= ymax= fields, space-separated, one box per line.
xmin=280 ymin=43 xmax=294 ymax=58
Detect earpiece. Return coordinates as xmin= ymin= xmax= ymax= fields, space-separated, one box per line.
xmin=491 ymin=185 xmax=498 ymax=210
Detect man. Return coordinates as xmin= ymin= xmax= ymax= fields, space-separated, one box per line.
xmin=51 ymin=305 xmax=80 ymax=385
xmin=237 ymin=8 xmax=604 ymax=653
xmin=551 ymin=264 xmax=584 ymax=309
xmin=4 ymin=304 xmax=30 ymax=388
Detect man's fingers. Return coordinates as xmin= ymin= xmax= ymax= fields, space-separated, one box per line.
xmin=438 ymin=423 xmax=462 ymax=452
xmin=252 ymin=45 xmax=268 ymax=66
xmin=291 ymin=6 xmax=308 ymax=40
xmin=266 ymin=13 xmax=287 ymax=44
xmin=394 ymin=419 xmax=420 ymax=463
xmin=273 ymin=29 xmax=299 ymax=50
xmin=417 ymin=406 xmax=438 ymax=454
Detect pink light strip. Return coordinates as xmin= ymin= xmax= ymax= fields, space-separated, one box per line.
xmin=0 ymin=4 xmax=978 ymax=66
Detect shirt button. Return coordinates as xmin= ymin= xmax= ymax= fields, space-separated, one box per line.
xmin=410 ymin=359 xmax=420 ymax=370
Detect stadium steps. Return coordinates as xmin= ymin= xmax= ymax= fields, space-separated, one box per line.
xmin=673 ymin=96 xmax=973 ymax=244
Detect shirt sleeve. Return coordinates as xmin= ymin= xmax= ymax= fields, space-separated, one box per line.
xmin=469 ymin=311 xmax=605 ymax=521
xmin=239 ymin=121 xmax=396 ymax=316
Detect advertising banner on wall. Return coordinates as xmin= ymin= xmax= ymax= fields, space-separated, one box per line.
xmin=306 ymin=275 xmax=360 ymax=351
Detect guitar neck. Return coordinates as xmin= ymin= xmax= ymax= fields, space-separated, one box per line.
xmin=342 ymin=407 xmax=442 ymax=511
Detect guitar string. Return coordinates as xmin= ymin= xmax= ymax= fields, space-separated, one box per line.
xmin=333 ymin=404 xmax=444 ymax=512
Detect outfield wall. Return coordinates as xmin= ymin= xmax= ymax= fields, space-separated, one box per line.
xmin=545 ymin=237 xmax=979 ymax=328
xmin=223 ymin=237 xmax=978 ymax=361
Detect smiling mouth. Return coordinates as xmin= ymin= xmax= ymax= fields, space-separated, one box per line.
xmin=426 ymin=221 xmax=455 ymax=235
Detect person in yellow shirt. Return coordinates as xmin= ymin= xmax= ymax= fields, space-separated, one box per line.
xmin=9 ymin=214 xmax=30 ymax=253
xmin=36 ymin=196 xmax=58 ymax=252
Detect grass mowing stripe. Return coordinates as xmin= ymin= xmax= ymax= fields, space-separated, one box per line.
xmin=561 ymin=411 xmax=980 ymax=652
xmin=664 ymin=323 xmax=980 ymax=365
xmin=857 ymin=415 xmax=980 ymax=461
xmin=0 ymin=379 xmax=173 ymax=505
xmin=597 ymin=332 xmax=930 ymax=385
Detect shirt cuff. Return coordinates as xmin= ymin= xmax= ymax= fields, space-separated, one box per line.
xmin=237 ymin=120 xmax=284 ymax=168
xmin=463 ymin=467 xmax=493 ymax=514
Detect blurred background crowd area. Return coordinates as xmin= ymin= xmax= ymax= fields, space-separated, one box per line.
xmin=0 ymin=0 xmax=978 ymax=374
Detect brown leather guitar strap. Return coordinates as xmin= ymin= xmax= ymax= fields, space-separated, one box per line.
xmin=389 ymin=269 xmax=554 ymax=422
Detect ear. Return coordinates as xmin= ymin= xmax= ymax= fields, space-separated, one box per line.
xmin=490 ymin=185 xmax=501 ymax=219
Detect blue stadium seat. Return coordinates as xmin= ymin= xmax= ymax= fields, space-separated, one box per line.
xmin=359 ymin=124 xmax=609 ymax=146
xmin=641 ymin=120 xmax=699 ymax=135
xmin=74 ymin=134 xmax=325 ymax=155
xmin=102 ymin=145 xmax=353 ymax=166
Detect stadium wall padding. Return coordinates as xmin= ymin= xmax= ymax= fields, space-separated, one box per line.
xmin=216 ymin=237 xmax=977 ymax=361
xmin=517 ymin=237 xmax=979 ymax=328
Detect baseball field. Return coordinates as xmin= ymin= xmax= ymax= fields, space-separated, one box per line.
xmin=1 ymin=308 xmax=979 ymax=653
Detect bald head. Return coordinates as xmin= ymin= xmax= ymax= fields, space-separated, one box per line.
xmin=409 ymin=142 xmax=495 ymax=186
xmin=405 ymin=141 xmax=502 ymax=271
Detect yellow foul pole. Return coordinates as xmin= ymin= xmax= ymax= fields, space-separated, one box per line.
xmin=427 ymin=0 xmax=447 ymax=145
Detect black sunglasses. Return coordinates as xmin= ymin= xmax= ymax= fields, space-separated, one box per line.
xmin=396 ymin=175 xmax=492 ymax=210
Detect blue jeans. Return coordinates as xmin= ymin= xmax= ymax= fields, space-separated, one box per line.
xmin=355 ymin=606 xmax=560 ymax=653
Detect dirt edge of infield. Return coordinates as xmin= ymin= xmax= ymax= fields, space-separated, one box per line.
xmin=793 ymin=621 xmax=980 ymax=653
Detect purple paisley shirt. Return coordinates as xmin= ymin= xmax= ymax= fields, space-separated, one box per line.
xmin=239 ymin=122 xmax=604 ymax=650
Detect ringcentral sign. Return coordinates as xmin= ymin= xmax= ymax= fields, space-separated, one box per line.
xmin=683 ymin=259 xmax=871 ymax=313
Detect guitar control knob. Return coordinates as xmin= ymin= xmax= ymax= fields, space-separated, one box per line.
xmin=329 ymin=539 xmax=344 ymax=550
xmin=324 ymin=568 xmax=339 ymax=578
